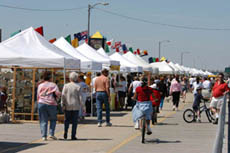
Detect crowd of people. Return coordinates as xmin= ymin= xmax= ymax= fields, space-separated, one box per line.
xmin=30 ymin=69 xmax=230 ymax=140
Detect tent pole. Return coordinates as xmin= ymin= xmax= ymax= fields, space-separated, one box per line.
xmin=91 ymin=71 xmax=94 ymax=117
xmin=12 ymin=67 xmax=16 ymax=122
xmin=31 ymin=68 xmax=36 ymax=120
xmin=63 ymin=58 xmax=66 ymax=84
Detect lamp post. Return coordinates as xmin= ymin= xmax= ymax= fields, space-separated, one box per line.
xmin=181 ymin=51 xmax=190 ymax=65
xmin=158 ymin=40 xmax=170 ymax=59
xmin=88 ymin=2 xmax=109 ymax=44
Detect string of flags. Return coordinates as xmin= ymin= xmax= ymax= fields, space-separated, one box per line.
xmin=9 ymin=26 xmax=149 ymax=57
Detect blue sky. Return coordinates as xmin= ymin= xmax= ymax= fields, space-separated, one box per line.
xmin=0 ymin=0 xmax=229 ymax=71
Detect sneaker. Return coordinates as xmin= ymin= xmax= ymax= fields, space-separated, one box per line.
xmin=71 ymin=137 xmax=78 ymax=140
xmin=172 ymin=106 xmax=175 ymax=111
xmin=42 ymin=137 xmax=47 ymax=141
xmin=176 ymin=107 xmax=179 ymax=111
xmin=97 ymin=122 xmax=102 ymax=127
xmin=64 ymin=133 xmax=67 ymax=140
xmin=134 ymin=121 xmax=140 ymax=130
xmin=106 ymin=122 xmax=112 ymax=127
xmin=197 ymin=118 xmax=201 ymax=123
xmin=213 ymin=118 xmax=218 ymax=124
xmin=146 ymin=125 xmax=152 ymax=135
xmin=49 ymin=136 xmax=57 ymax=140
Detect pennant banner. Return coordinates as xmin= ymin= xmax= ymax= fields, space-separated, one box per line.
xmin=72 ymin=38 xmax=79 ymax=48
xmin=129 ymin=47 xmax=133 ymax=53
xmin=105 ymin=44 xmax=110 ymax=53
xmin=112 ymin=41 xmax=121 ymax=49
xmin=65 ymin=35 xmax=71 ymax=44
xmin=35 ymin=26 xmax=44 ymax=36
xmin=74 ymin=30 xmax=88 ymax=41
xmin=49 ymin=38 xmax=56 ymax=43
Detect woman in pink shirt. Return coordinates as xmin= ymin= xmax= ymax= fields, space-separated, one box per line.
xmin=170 ymin=76 xmax=181 ymax=111
xmin=37 ymin=71 xmax=61 ymax=141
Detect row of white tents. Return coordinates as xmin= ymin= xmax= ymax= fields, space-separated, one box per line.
xmin=0 ymin=27 xmax=213 ymax=76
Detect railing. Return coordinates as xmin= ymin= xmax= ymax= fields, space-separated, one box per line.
xmin=212 ymin=93 xmax=229 ymax=153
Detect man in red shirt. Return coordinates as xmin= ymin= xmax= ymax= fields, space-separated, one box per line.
xmin=210 ymin=73 xmax=230 ymax=124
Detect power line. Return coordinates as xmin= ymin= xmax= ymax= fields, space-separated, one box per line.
xmin=95 ymin=8 xmax=230 ymax=31
xmin=0 ymin=4 xmax=87 ymax=11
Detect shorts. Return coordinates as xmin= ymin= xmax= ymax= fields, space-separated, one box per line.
xmin=193 ymin=105 xmax=200 ymax=112
xmin=182 ymin=86 xmax=187 ymax=92
xmin=210 ymin=96 xmax=224 ymax=109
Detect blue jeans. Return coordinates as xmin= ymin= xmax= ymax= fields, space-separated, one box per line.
xmin=159 ymin=97 xmax=165 ymax=109
xmin=64 ymin=110 xmax=79 ymax=138
xmin=38 ymin=103 xmax=57 ymax=137
xmin=96 ymin=92 xmax=110 ymax=123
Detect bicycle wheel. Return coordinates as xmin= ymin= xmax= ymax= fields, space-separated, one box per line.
xmin=141 ymin=118 xmax=146 ymax=143
xmin=183 ymin=109 xmax=196 ymax=123
xmin=206 ymin=108 xmax=215 ymax=122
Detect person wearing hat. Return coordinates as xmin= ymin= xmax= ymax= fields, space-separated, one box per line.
xmin=192 ymin=86 xmax=204 ymax=122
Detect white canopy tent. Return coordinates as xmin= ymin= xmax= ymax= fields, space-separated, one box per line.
xmin=122 ymin=52 xmax=153 ymax=72
xmin=110 ymin=52 xmax=143 ymax=72
xmin=54 ymin=37 xmax=102 ymax=71
xmin=168 ymin=62 xmax=180 ymax=74
xmin=1 ymin=27 xmax=80 ymax=69
xmin=97 ymin=48 xmax=130 ymax=72
xmin=174 ymin=63 xmax=185 ymax=74
xmin=77 ymin=43 xmax=120 ymax=70
xmin=150 ymin=61 xmax=174 ymax=74
xmin=135 ymin=55 xmax=159 ymax=74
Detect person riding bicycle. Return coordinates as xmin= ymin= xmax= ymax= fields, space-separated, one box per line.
xmin=192 ymin=86 xmax=205 ymax=122
xmin=132 ymin=77 xmax=153 ymax=135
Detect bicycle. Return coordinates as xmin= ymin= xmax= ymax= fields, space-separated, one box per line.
xmin=183 ymin=98 xmax=215 ymax=123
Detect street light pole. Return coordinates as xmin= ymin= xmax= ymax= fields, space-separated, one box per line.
xmin=158 ymin=40 xmax=170 ymax=59
xmin=87 ymin=2 xmax=109 ymax=45
xmin=181 ymin=51 xmax=190 ymax=65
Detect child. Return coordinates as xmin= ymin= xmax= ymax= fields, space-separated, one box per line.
xmin=192 ymin=87 xmax=203 ymax=122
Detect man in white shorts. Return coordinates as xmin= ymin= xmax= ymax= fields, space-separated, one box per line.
xmin=210 ymin=73 xmax=230 ymax=124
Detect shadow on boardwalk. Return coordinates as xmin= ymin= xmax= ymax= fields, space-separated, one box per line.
xmin=0 ymin=142 xmax=45 ymax=153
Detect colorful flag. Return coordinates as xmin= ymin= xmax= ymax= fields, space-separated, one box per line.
xmin=74 ymin=30 xmax=88 ymax=41
xmin=71 ymin=38 xmax=79 ymax=48
xmin=65 ymin=35 xmax=71 ymax=44
xmin=137 ymin=49 xmax=140 ymax=55
xmin=112 ymin=41 xmax=121 ymax=49
xmin=148 ymin=57 xmax=153 ymax=63
xmin=49 ymin=38 xmax=56 ymax=43
xmin=35 ymin=26 xmax=44 ymax=36
xmin=106 ymin=39 xmax=114 ymax=46
xmin=105 ymin=44 xmax=110 ymax=53
xmin=10 ymin=30 xmax=21 ymax=37
xmin=129 ymin=47 xmax=133 ymax=53
xmin=140 ymin=50 xmax=148 ymax=57
xmin=122 ymin=44 xmax=128 ymax=53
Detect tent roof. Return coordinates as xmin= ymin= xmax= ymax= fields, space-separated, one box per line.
xmin=1 ymin=27 xmax=80 ymax=69
xmin=91 ymin=31 xmax=103 ymax=39
xmin=110 ymin=52 xmax=143 ymax=72
xmin=77 ymin=43 xmax=120 ymax=68
xmin=150 ymin=61 xmax=174 ymax=74
xmin=54 ymin=37 xmax=102 ymax=71
xmin=123 ymin=52 xmax=152 ymax=72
